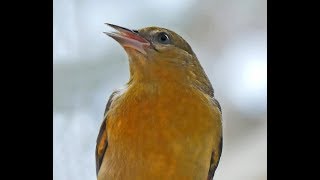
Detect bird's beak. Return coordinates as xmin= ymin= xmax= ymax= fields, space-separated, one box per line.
xmin=104 ymin=23 xmax=150 ymax=55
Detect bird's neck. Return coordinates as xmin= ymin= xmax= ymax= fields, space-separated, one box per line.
xmin=127 ymin=78 xmax=189 ymax=97
xmin=128 ymin=69 xmax=213 ymax=98
xmin=127 ymin=54 xmax=214 ymax=97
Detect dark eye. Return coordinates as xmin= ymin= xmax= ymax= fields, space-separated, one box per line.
xmin=157 ymin=32 xmax=171 ymax=44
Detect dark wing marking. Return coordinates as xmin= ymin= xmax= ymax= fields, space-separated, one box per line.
xmin=95 ymin=91 xmax=119 ymax=176
xmin=207 ymin=97 xmax=222 ymax=180
xmin=207 ymin=136 xmax=223 ymax=180
xmin=212 ymin=97 xmax=222 ymax=113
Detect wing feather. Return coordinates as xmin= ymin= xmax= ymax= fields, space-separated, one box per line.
xmin=95 ymin=91 xmax=119 ymax=176
xmin=207 ymin=97 xmax=223 ymax=180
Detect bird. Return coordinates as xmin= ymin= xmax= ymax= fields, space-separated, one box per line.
xmin=95 ymin=23 xmax=223 ymax=180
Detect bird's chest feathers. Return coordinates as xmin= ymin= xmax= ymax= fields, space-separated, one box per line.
xmin=104 ymin=82 xmax=220 ymax=179
xmin=108 ymin=82 xmax=217 ymax=150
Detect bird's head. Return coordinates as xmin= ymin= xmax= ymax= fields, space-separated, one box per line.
xmin=105 ymin=23 xmax=213 ymax=96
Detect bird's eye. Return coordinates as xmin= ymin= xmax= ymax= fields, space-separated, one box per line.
xmin=157 ymin=32 xmax=171 ymax=44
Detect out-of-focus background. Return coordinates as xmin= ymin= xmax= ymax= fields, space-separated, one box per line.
xmin=53 ymin=0 xmax=267 ymax=179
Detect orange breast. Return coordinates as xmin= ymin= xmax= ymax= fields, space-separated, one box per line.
xmin=98 ymin=82 xmax=222 ymax=180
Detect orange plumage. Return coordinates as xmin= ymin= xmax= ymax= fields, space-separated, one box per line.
xmin=96 ymin=24 xmax=222 ymax=180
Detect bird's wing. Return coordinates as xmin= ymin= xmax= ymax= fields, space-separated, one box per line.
xmin=95 ymin=91 xmax=119 ymax=176
xmin=207 ymin=98 xmax=223 ymax=180
xmin=207 ymin=136 xmax=223 ymax=180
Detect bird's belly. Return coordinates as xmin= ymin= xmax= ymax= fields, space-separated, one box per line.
xmin=99 ymin=92 xmax=221 ymax=180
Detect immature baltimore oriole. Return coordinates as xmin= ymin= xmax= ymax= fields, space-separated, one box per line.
xmin=95 ymin=23 xmax=223 ymax=180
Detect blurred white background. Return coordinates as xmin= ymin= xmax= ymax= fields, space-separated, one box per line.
xmin=53 ymin=0 xmax=267 ymax=179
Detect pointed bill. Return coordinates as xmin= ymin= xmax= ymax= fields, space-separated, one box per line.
xmin=104 ymin=23 xmax=150 ymax=55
